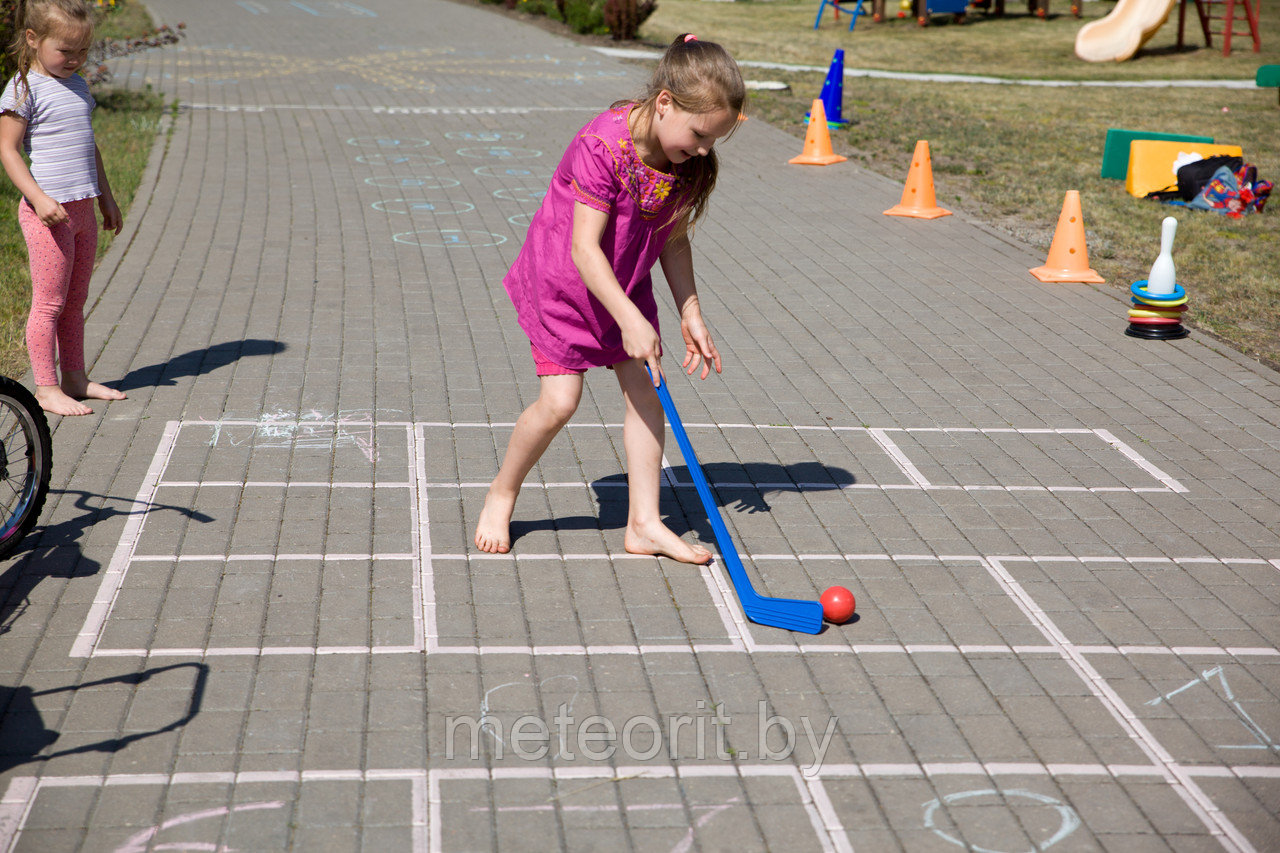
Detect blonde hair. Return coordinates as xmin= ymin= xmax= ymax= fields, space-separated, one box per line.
xmin=8 ymin=0 xmax=94 ymax=104
xmin=615 ymin=33 xmax=745 ymax=239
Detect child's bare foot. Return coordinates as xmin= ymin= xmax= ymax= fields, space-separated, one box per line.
xmin=63 ymin=378 xmax=126 ymax=402
xmin=474 ymin=488 xmax=517 ymax=554
xmin=625 ymin=520 xmax=713 ymax=565
xmin=35 ymin=385 xmax=93 ymax=417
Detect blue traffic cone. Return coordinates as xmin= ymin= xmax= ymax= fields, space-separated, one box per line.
xmin=806 ymin=49 xmax=850 ymax=129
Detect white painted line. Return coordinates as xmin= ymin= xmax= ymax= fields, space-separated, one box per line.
xmin=1093 ymin=429 xmax=1188 ymax=492
xmin=82 ymin=639 xmax=1280 ymax=659
xmin=659 ymin=459 xmax=754 ymax=647
xmin=180 ymin=419 xmax=410 ymax=426
xmin=181 ymin=102 xmax=600 ymax=115
xmin=0 ymin=776 xmax=37 ymax=853
xmin=427 ymin=480 xmax=1181 ymax=494
xmin=984 ymin=557 xmax=1255 ymax=853
xmin=424 ymin=421 xmax=1186 ymax=492
xmin=157 ymin=481 xmax=409 ymax=489
xmin=7 ymin=762 xmax=1274 ymax=853
xmin=795 ymin=773 xmax=841 ymax=853
xmin=802 ymin=777 xmax=853 ymax=853
xmin=413 ymin=425 xmax=431 ymax=653
xmin=2 ymin=771 xmax=431 ymax=853
xmin=90 ymin=646 xmax=425 ymax=657
xmin=72 ymin=421 xmax=182 ymax=658
xmin=590 ymin=45 xmax=1257 ymax=88
xmin=128 ymin=553 xmax=416 ymax=561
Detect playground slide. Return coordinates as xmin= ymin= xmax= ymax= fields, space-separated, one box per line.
xmin=1074 ymin=0 xmax=1177 ymax=61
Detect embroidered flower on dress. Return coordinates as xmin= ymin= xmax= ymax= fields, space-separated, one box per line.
xmin=595 ymin=107 xmax=685 ymax=219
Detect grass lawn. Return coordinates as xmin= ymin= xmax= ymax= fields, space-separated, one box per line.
xmin=0 ymin=1 xmax=165 ymax=378
xmin=633 ymin=0 xmax=1280 ymax=368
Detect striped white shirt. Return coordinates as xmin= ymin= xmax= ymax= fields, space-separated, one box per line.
xmin=1 ymin=71 xmax=99 ymax=204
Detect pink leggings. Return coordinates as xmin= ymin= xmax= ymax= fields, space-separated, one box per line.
xmin=19 ymin=197 xmax=97 ymax=387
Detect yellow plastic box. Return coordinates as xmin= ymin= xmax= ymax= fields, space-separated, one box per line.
xmin=1126 ymin=140 xmax=1244 ymax=198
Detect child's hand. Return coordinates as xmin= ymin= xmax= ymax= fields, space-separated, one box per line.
xmin=33 ymin=195 xmax=69 ymax=228
xmin=99 ymin=194 xmax=123 ymax=235
xmin=621 ymin=318 xmax=663 ymax=385
xmin=680 ymin=309 xmax=722 ymax=380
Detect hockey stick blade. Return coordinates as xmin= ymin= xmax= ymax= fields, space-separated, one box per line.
xmin=653 ymin=373 xmax=823 ymax=634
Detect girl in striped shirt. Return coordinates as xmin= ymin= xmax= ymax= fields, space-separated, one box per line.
xmin=1 ymin=0 xmax=126 ymax=416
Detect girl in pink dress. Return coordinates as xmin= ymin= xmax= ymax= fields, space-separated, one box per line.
xmin=475 ymin=34 xmax=745 ymax=564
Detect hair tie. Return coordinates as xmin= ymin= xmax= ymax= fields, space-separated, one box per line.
xmin=683 ymin=34 xmax=697 ymax=43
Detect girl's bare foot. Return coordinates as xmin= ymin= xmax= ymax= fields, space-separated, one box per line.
xmin=63 ymin=378 xmax=126 ymax=402
xmin=35 ymin=385 xmax=93 ymax=416
xmin=474 ymin=488 xmax=517 ymax=554
xmin=625 ymin=520 xmax=713 ymax=565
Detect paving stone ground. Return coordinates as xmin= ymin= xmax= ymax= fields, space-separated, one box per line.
xmin=1 ymin=0 xmax=1278 ymax=850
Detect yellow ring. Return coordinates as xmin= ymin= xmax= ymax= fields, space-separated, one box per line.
xmin=1129 ymin=307 xmax=1184 ymax=319
xmin=1132 ymin=294 xmax=1188 ymax=308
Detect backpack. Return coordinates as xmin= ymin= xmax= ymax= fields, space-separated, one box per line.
xmin=1145 ymin=155 xmax=1245 ymax=202
xmin=1186 ymin=163 xmax=1272 ymax=218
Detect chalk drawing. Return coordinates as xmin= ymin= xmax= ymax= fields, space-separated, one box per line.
xmin=1147 ymin=666 xmax=1278 ymax=751
xmin=207 ymin=409 xmax=388 ymax=463
xmin=479 ymin=674 xmax=580 ymax=758
xmin=473 ymin=165 xmax=554 ymax=179
xmin=392 ymin=229 xmax=507 ymax=248
xmin=372 ymin=199 xmax=476 ymax=216
xmin=446 ymin=131 xmax=525 ymax=142
xmin=356 ymin=153 xmax=445 ymax=167
xmin=922 ymin=788 xmax=1080 ymax=852
xmin=339 ymin=1 xmax=377 ymax=15
xmin=455 ymin=146 xmax=543 ymax=160
xmin=114 ymin=801 xmax=285 ymax=853
xmin=493 ymin=187 xmax=547 ymax=203
xmin=508 ymin=212 xmax=534 ymax=228
xmin=346 ymin=136 xmax=430 ymax=148
xmin=365 ymin=176 xmax=460 ymax=190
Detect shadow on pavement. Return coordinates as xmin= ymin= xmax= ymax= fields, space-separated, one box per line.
xmin=114 ymin=338 xmax=286 ymax=391
xmin=0 ymin=489 xmax=214 ymax=637
xmin=0 ymin=663 xmax=209 ymax=773
xmin=506 ymin=460 xmax=856 ymax=548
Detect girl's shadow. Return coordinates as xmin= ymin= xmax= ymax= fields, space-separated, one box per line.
xmin=114 ymin=338 xmax=285 ymax=391
xmin=507 ymin=461 xmax=855 ymax=546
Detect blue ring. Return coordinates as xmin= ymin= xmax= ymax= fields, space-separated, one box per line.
xmin=1131 ymin=280 xmax=1185 ymax=302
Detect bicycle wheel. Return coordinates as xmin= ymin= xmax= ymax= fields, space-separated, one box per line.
xmin=0 ymin=376 xmax=52 ymax=559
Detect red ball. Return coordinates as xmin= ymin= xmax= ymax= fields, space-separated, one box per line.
xmin=820 ymin=586 xmax=856 ymax=624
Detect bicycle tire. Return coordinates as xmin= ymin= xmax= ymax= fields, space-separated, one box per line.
xmin=0 ymin=377 xmax=52 ymax=559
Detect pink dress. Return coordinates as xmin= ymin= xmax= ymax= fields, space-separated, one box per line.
xmin=504 ymin=105 xmax=690 ymax=371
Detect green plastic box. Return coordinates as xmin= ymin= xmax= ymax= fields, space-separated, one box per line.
xmin=1101 ymin=129 xmax=1214 ymax=181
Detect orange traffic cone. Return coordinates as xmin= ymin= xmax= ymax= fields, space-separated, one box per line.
xmin=1029 ymin=190 xmax=1104 ymax=283
xmin=789 ymin=100 xmax=847 ymax=166
xmin=883 ymin=140 xmax=951 ymax=219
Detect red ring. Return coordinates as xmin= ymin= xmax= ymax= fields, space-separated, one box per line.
xmin=1127 ymin=316 xmax=1182 ymax=325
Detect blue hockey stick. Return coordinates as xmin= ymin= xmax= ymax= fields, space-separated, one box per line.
xmin=652 ymin=372 xmax=823 ymax=634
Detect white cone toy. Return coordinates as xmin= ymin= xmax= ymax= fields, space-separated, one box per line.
xmin=1126 ymin=215 xmax=1188 ymax=341
xmin=1145 ymin=216 xmax=1178 ymax=296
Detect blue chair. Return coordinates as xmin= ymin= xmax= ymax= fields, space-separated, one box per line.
xmin=814 ymin=0 xmax=868 ymax=30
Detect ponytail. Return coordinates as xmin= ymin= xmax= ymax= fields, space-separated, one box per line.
xmin=618 ymin=34 xmax=745 ymax=240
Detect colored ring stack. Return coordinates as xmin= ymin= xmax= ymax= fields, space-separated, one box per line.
xmin=1126 ymin=280 xmax=1189 ymax=340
